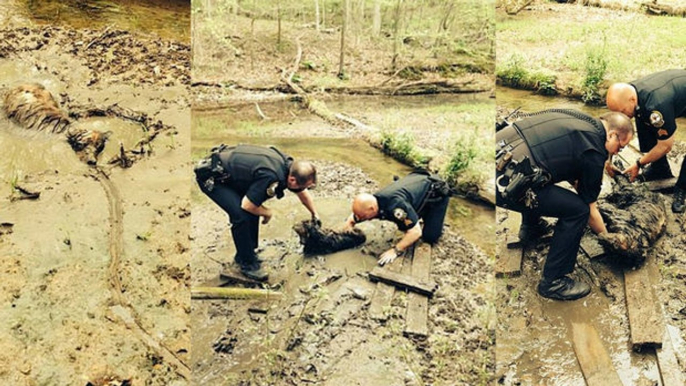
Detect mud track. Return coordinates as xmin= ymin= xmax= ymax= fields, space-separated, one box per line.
xmin=92 ymin=167 xmax=191 ymax=380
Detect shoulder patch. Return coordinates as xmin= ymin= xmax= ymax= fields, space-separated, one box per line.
xmin=393 ymin=208 xmax=407 ymax=221
xmin=266 ymin=182 xmax=278 ymax=197
xmin=657 ymin=129 xmax=669 ymax=137
xmin=650 ymin=111 xmax=664 ymax=128
xmin=404 ymin=218 xmax=413 ymax=227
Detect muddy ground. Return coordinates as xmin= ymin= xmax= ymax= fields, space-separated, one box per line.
xmin=495 ymin=108 xmax=686 ymax=384
xmin=190 ymin=158 xmax=495 ymax=385
xmin=0 ymin=24 xmax=191 ymax=385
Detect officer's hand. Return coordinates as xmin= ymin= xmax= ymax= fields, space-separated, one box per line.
xmin=378 ymin=248 xmax=398 ymax=266
xmin=622 ymin=163 xmax=640 ymax=182
xmin=312 ymin=214 xmax=322 ymax=227
xmin=598 ymin=231 xmax=629 ymax=251
xmin=262 ymin=209 xmax=273 ymax=225
xmin=605 ymin=161 xmax=621 ymax=178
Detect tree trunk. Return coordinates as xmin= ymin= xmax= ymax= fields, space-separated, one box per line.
xmin=338 ymin=0 xmax=349 ymax=78
xmin=277 ymin=0 xmax=282 ymax=48
xmin=391 ymin=0 xmax=403 ymax=71
xmin=314 ymin=0 xmax=320 ymax=32
xmin=372 ymin=0 xmax=381 ymax=36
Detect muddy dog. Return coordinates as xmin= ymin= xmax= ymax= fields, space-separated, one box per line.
xmin=293 ymin=219 xmax=366 ymax=256
xmin=3 ymin=83 xmax=111 ymax=165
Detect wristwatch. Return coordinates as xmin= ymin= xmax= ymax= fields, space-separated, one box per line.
xmin=393 ymin=246 xmax=404 ymax=256
xmin=636 ymin=158 xmax=644 ymax=170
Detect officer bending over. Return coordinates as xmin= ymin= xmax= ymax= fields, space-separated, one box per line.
xmin=344 ymin=172 xmax=450 ymax=266
xmin=606 ymin=69 xmax=686 ymax=212
xmin=195 ymin=144 xmax=319 ymax=281
xmin=496 ymin=110 xmax=633 ymax=301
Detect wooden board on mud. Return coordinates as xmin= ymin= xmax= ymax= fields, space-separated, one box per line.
xmin=219 ymin=269 xmax=264 ymax=286
xmin=571 ymin=322 xmax=624 ymax=386
xmin=580 ymin=233 xmax=606 ymax=259
xmin=368 ymin=266 xmax=437 ymax=297
xmin=624 ymin=263 xmax=664 ymax=350
xmin=656 ymin=325 xmax=686 ymax=386
xmin=368 ymin=255 xmax=404 ymax=321
xmin=496 ymin=209 xmax=523 ymax=278
xmin=404 ymin=242 xmax=432 ymax=338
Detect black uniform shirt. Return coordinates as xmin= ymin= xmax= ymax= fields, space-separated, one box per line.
xmin=244 ymin=170 xmax=282 ymax=207
xmin=373 ymin=173 xmax=431 ymax=231
xmin=513 ymin=110 xmax=608 ymax=204
xmin=631 ymin=69 xmax=686 ymax=140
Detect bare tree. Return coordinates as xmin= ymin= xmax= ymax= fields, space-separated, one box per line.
xmin=338 ymin=0 xmax=350 ymax=78
xmin=314 ymin=0 xmax=320 ymax=32
xmin=372 ymin=0 xmax=381 ymax=37
xmin=391 ymin=0 xmax=403 ymax=71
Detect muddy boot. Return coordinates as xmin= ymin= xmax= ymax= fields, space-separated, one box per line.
xmin=518 ymin=219 xmax=549 ymax=243
xmin=537 ymin=276 xmax=591 ymax=301
xmin=640 ymin=158 xmax=673 ymax=182
xmin=240 ymin=263 xmax=269 ymax=282
xmin=672 ymin=187 xmax=686 ymax=213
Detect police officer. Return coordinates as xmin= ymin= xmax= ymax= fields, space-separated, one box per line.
xmin=606 ymin=69 xmax=686 ymax=212
xmin=344 ymin=172 xmax=450 ymax=266
xmin=496 ymin=110 xmax=633 ymax=301
xmin=195 ymin=144 xmax=319 ymax=281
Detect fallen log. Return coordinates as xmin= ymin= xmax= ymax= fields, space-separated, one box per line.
xmin=368 ymin=266 xmax=437 ymax=297
xmin=191 ymin=287 xmax=283 ymax=300
xmin=642 ymin=1 xmax=686 ymax=17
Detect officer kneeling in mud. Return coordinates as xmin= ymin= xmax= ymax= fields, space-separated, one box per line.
xmin=344 ymin=171 xmax=450 ymax=266
xmin=606 ymin=69 xmax=686 ymax=213
xmin=195 ymin=144 xmax=319 ymax=282
xmin=496 ymin=110 xmax=633 ymax=301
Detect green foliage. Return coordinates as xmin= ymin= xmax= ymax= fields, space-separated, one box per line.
xmin=581 ymin=44 xmax=609 ymax=105
xmin=496 ymin=55 xmax=557 ymax=95
xmin=379 ymin=131 xmax=429 ymax=167
xmin=443 ymin=136 xmax=478 ymax=186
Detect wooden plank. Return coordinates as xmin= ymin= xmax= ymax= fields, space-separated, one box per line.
xmin=404 ymin=242 xmax=432 ymax=338
xmin=580 ymin=233 xmax=606 ymax=259
xmin=657 ymin=325 xmax=686 ymax=386
xmin=191 ymin=287 xmax=283 ymax=300
xmin=624 ymin=263 xmax=664 ymax=350
xmin=571 ymin=322 xmax=624 ymax=386
xmin=496 ymin=209 xmax=523 ymax=278
xmin=368 ymin=255 xmax=403 ymax=321
xmin=368 ymin=266 xmax=437 ymax=297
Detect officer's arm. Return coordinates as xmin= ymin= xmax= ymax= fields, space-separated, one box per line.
xmin=296 ymin=190 xmax=319 ymax=219
xmin=588 ymin=201 xmax=607 ymax=234
xmin=640 ymin=136 xmax=674 ymax=165
xmin=396 ymin=222 xmax=423 ymax=251
xmin=241 ymin=196 xmax=271 ymax=217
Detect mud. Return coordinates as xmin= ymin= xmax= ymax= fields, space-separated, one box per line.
xmin=495 ymin=102 xmax=686 ymax=384
xmin=0 ymin=17 xmax=190 ymax=386
xmin=191 ymin=160 xmax=494 ymax=385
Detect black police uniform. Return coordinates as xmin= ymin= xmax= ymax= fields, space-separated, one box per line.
xmin=196 ymin=145 xmax=292 ymax=269
xmin=496 ymin=110 xmax=607 ymax=282
xmin=373 ymin=172 xmax=449 ymax=244
xmin=631 ymin=69 xmax=686 ymax=187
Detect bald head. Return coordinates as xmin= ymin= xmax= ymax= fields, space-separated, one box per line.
xmin=352 ymin=193 xmax=379 ymax=221
xmin=606 ymin=83 xmax=638 ymax=118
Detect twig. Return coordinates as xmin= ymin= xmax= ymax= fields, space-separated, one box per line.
xmin=86 ymin=26 xmax=112 ymax=50
xmin=255 ymin=102 xmax=269 ymax=120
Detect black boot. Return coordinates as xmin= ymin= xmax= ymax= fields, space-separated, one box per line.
xmin=518 ymin=219 xmax=550 ymax=242
xmin=537 ymin=276 xmax=591 ymax=301
xmin=640 ymin=158 xmax=673 ymax=182
xmin=239 ymin=262 xmax=269 ymax=282
xmin=673 ymin=187 xmax=686 ymax=213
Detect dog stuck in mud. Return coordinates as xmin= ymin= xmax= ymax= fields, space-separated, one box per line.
xmin=597 ymin=161 xmax=668 ymax=264
xmin=293 ymin=219 xmax=366 ymax=256
xmin=2 ymin=83 xmax=112 ymax=165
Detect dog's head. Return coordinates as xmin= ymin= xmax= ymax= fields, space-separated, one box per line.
xmin=66 ymin=128 xmax=113 ymax=166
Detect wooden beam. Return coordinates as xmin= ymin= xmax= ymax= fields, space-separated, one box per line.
xmin=191 ymin=287 xmax=283 ymax=300
xmin=404 ymin=243 xmax=432 ymax=338
xmin=624 ymin=263 xmax=664 ymax=350
xmin=368 ymin=265 xmax=437 ymax=298
xmin=571 ymin=322 xmax=624 ymax=386
xmin=657 ymin=325 xmax=686 ymax=386
xmin=496 ymin=209 xmax=523 ymax=278
xmin=368 ymin=255 xmax=403 ymax=321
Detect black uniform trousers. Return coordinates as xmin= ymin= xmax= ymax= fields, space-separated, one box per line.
xmin=197 ymin=179 xmax=260 ymax=268
xmin=497 ymin=185 xmax=590 ymax=281
xmin=419 ymin=195 xmax=450 ymax=244
xmin=637 ymin=127 xmax=686 ymax=189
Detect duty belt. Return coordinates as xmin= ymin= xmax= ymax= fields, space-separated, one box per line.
xmin=496 ymin=129 xmax=550 ymax=208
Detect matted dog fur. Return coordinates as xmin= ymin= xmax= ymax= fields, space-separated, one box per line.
xmin=293 ymin=220 xmax=366 ymax=256
xmin=3 ymin=83 xmax=111 ymax=165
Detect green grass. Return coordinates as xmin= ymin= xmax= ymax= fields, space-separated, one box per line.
xmin=497 ymin=6 xmax=686 ymax=99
